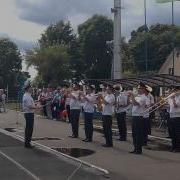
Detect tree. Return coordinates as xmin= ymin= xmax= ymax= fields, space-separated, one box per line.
xmin=39 ymin=21 xmax=76 ymax=48
xmin=38 ymin=20 xmax=84 ymax=81
xmin=78 ymin=15 xmax=113 ymax=79
xmin=0 ymin=38 xmax=22 ymax=88
xmin=129 ymin=24 xmax=180 ymax=72
xmin=25 ymin=45 xmax=71 ymax=87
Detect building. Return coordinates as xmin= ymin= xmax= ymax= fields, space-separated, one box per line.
xmin=159 ymin=48 xmax=180 ymax=76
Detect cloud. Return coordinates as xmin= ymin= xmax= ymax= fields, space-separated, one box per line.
xmin=15 ymin=0 xmax=112 ymax=26
xmin=14 ymin=0 xmax=180 ymax=38
xmin=0 ymin=0 xmax=46 ymax=42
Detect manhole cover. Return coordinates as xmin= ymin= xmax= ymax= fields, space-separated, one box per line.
xmin=32 ymin=137 xmax=62 ymax=141
xmin=4 ymin=128 xmax=16 ymax=132
xmin=52 ymin=148 xmax=95 ymax=158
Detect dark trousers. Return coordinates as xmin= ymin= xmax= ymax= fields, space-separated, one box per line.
xmin=84 ymin=112 xmax=94 ymax=140
xmin=116 ymin=112 xmax=127 ymax=140
xmin=52 ymin=103 xmax=60 ymax=119
xmin=24 ymin=113 xmax=34 ymax=145
xmin=70 ymin=109 xmax=80 ymax=137
xmin=132 ymin=116 xmax=143 ymax=153
xmin=167 ymin=116 xmax=173 ymax=138
xmin=102 ymin=115 xmax=113 ymax=146
xmin=143 ymin=117 xmax=149 ymax=146
xmin=171 ymin=117 xmax=180 ymax=150
xmin=66 ymin=105 xmax=71 ymax=123
xmin=41 ymin=101 xmax=47 ymax=117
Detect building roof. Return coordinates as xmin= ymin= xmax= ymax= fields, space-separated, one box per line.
xmin=85 ymin=74 xmax=180 ymax=88
xmin=159 ymin=48 xmax=180 ymax=76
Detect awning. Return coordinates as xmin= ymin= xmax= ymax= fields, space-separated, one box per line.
xmin=84 ymin=74 xmax=180 ymax=88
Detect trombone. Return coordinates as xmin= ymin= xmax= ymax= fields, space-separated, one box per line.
xmin=143 ymin=89 xmax=180 ymax=115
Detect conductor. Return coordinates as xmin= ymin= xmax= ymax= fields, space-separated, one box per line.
xmin=22 ymin=80 xmax=39 ymax=148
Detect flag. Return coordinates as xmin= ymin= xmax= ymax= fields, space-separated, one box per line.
xmin=156 ymin=0 xmax=180 ymax=3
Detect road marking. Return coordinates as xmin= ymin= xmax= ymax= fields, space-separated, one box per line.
xmin=0 ymin=150 xmax=40 ymax=180
xmin=0 ymin=128 xmax=109 ymax=176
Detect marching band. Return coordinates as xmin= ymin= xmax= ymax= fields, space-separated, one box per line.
xmin=22 ymin=80 xmax=180 ymax=153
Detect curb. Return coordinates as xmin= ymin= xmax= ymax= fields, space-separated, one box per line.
xmin=0 ymin=127 xmax=109 ymax=176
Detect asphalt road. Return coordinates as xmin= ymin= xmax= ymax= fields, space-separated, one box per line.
xmin=0 ymin=132 xmax=105 ymax=180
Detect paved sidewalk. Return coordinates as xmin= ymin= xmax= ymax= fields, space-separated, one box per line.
xmin=0 ymin=111 xmax=180 ymax=180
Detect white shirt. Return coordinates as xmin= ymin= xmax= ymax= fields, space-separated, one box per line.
xmin=1 ymin=94 xmax=6 ymax=101
xmin=70 ymin=91 xmax=81 ymax=110
xmin=116 ymin=93 xmax=129 ymax=113
xmin=22 ymin=92 xmax=35 ymax=113
xmin=132 ymin=94 xmax=150 ymax=117
xmin=168 ymin=95 xmax=180 ymax=118
xmin=83 ymin=93 xmax=96 ymax=113
xmin=102 ymin=94 xmax=115 ymax=116
xmin=143 ymin=93 xmax=155 ymax=118
xmin=65 ymin=97 xmax=71 ymax=106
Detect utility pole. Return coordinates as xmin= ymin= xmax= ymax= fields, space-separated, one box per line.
xmin=144 ymin=0 xmax=148 ymax=72
xmin=172 ymin=1 xmax=175 ymax=76
xmin=111 ymin=0 xmax=122 ymax=79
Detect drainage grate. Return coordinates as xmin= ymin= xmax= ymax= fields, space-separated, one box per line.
xmin=4 ymin=128 xmax=16 ymax=132
xmin=32 ymin=137 xmax=62 ymax=141
xmin=52 ymin=148 xmax=95 ymax=158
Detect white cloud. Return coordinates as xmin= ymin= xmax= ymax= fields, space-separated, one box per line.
xmin=0 ymin=0 xmax=46 ymax=42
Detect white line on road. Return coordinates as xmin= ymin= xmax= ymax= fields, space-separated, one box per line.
xmin=0 ymin=150 xmax=40 ymax=180
xmin=0 ymin=128 xmax=109 ymax=176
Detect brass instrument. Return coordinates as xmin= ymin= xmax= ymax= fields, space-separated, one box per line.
xmin=143 ymin=89 xmax=180 ymax=115
xmin=96 ymin=93 xmax=104 ymax=112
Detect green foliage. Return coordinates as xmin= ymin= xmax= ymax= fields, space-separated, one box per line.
xmin=26 ymin=20 xmax=80 ymax=86
xmin=0 ymin=38 xmax=22 ymax=88
xmin=25 ymin=45 xmax=71 ymax=87
xmin=78 ymin=15 xmax=113 ymax=79
xmin=39 ymin=21 xmax=76 ymax=48
xmin=129 ymin=24 xmax=180 ymax=72
xmin=25 ymin=18 xmax=180 ymax=84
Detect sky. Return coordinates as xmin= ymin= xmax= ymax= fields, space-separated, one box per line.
xmin=0 ymin=0 xmax=180 ymax=78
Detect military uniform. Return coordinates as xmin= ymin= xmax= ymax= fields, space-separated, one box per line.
xmin=168 ymin=94 xmax=180 ymax=151
xmin=102 ymin=93 xmax=115 ymax=147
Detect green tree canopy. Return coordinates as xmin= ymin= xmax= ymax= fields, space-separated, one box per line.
xmin=0 ymin=38 xmax=22 ymax=88
xmin=25 ymin=45 xmax=71 ymax=87
xmin=37 ymin=20 xmax=83 ymax=82
xmin=78 ymin=15 xmax=113 ymax=79
xmin=129 ymin=24 xmax=180 ymax=72
xmin=39 ymin=21 xmax=76 ymax=48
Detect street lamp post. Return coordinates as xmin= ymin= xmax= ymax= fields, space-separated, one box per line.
xmin=112 ymin=0 xmax=122 ymax=80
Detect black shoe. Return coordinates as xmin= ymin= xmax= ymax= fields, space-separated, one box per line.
xmin=102 ymin=144 xmax=113 ymax=148
xmin=69 ymin=135 xmax=78 ymax=138
xmin=170 ymin=147 xmax=175 ymax=152
xmin=134 ymin=151 xmax=142 ymax=155
xmin=119 ymin=138 xmax=126 ymax=141
xmin=24 ymin=144 xmax=34 ymax=149
xmin=129 ymin=150 xmax=136 ymax=154
xmin=169 ymin=147 xmax=180 ymax=152
xmin=143 ymin=145 xmax=151 ymax=150
xmin=82 ymin=138 xmax=88 ymax=142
